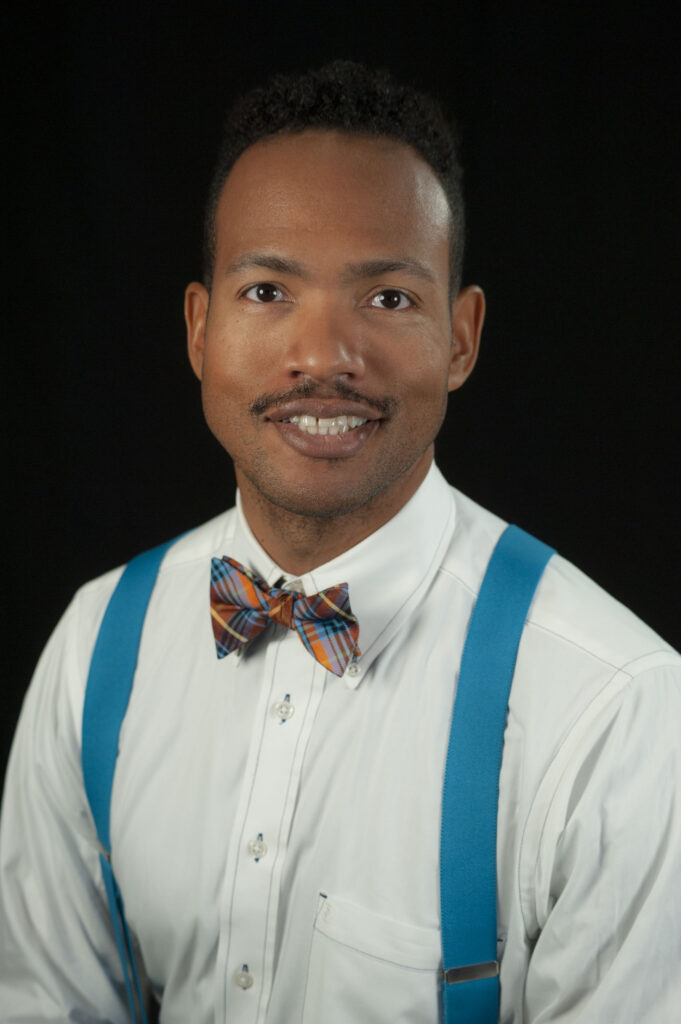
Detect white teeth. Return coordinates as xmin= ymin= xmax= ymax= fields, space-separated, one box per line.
xmin=288 ymin=414 xmax=368 ymax=436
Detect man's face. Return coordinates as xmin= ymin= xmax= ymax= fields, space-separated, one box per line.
xmin=186 ymin=130 xmax=482 ymax=528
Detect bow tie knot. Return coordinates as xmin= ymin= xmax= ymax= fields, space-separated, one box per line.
xmin=210 ymin=556 xmax=361 ymax=677
xmin=264 ymin=588 xmax=296 ymax=629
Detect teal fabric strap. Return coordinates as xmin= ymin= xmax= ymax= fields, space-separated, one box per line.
xmin=82 ymin=537 xmax=178 ymax=1024
xmin=440 ymin=525 xmax=555 ymax=1023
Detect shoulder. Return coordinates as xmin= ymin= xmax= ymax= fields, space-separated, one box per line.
xmin=443 ymin=483 xmax=680 ymax=815
xmin=77 ymin=505 xmax=237 ymax=600
xmin=60 ymin=505 xmax=239 ymax=683
xmin=443 ymin=482 xmax=677 ymax=674
xmin=7 ymin=506 xmax=239 ymax=808
xmin=528 ymin=552 xmax=676 ymax=675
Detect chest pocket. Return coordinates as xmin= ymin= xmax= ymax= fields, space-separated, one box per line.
xmin=301 ymin=893 xmax=442 ymax=1024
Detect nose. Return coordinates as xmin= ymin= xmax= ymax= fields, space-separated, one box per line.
xmin=281 ymin=299 xmax=366 ymax=383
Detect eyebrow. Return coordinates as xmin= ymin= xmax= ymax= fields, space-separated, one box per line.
xmin=224 ymin=251 xmax=436 ymax=285
xmin=224 ymin=252 xmax=311 ymax=279
xmin=340 ymin=258 xmax=436 ymax=286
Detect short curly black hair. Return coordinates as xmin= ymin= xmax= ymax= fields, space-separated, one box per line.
xmin=203 ymin=60 xmax=465 ymax=295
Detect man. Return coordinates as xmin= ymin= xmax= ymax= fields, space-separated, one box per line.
xmin=1 ymin=61 xmax=679 ymax=1023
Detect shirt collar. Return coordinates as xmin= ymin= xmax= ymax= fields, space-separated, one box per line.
xmin=230 ymin=463 xmax=457 ymax=687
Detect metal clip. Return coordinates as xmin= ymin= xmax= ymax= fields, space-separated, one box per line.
xmin=94 ymin=838 xmax=112 ymax=863
xmin=443 ymin=960 xmax=499 ymax=984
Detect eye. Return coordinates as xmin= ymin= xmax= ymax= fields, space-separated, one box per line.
xmin=243 ymin=283 xmax=287 ymax=303
xmin=368 ymin=289 xmax=413 ymax=311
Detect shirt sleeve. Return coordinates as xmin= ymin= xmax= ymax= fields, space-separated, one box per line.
xmin=0 ymin=589 xmax=152 ymax=1022
xmin=522 ymin=663 xmax=681 ymax=1023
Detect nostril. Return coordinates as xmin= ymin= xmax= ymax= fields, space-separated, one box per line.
xmin=280 ymin=317 xmax=364 ymax=378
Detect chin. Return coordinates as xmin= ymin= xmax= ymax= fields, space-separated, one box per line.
xmin=259 ymin=484 xmax=376 ymax=521
xmin=236 ymin=445 xmax=432 ymax=525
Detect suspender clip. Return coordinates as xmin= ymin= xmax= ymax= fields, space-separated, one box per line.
xmin=443 ymin=960 xmax=499 ymax=985
xmin=95 ymin=838 xmax=112 ymax=863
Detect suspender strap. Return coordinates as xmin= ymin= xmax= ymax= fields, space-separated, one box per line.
xmin=82 ymin=538 xmax=177 ymax=1024
xmin=440 ymin=524 xmax=555 ymax=1023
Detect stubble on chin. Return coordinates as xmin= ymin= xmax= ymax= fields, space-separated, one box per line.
xmin=235 ymin=438 xmax=434 ymax=528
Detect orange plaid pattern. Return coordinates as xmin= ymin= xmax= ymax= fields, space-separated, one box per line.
xmin=210 ymin=556 xmax=360 ymax=677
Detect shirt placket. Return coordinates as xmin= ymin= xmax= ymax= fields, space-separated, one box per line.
xmin=214 ymin=628 xmax=325 ymax=1024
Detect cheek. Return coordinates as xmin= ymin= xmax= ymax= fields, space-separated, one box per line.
xmin=395 ymin=341 xmax=452 ymax=401
xmin=199 ymin=347 xmax=243 ymax=437
xmin=398 ymin=350 xmax=452 ymax=432
xmin=200 ymin=325 xmax=254 ymax=398
xmin=203 ymin=301 xmax=261 ymax=370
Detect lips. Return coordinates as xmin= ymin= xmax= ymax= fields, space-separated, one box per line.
xmin=265 ymin=400 xmax=383 ymax=459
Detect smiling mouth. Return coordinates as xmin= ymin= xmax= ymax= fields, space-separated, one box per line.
xmin=283 ymin=414 xmax=369 ymax=436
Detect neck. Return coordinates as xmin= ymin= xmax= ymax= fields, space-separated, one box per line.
xmin=236 ymin=455 xmax=432 ymax=575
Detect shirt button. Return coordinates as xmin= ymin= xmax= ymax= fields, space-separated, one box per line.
xmin=273 ymin=699 xmax=295 ymax=720
xmin=235 ymin=965 xmax=254 ymax=989
xmin=248 ymin=836 xmax=268 ymax=859
xmin=346 ymin=662 xmax=361 ymax=677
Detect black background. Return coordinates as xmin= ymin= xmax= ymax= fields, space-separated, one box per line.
xmin=3 ymin=1 xmax=679 ymax=785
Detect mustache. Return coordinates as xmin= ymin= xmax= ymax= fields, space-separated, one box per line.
xmin=249 ymin=380 xmax=396 ymax=417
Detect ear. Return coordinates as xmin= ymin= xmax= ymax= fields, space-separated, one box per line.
xmin=448 ymin=285 xmax=485 ymax=392
xmin=185 ymin=281 xmax=210 ymax=381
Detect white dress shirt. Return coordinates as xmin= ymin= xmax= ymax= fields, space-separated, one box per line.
xmin=1 ymin=464 xmax=680 ymax=1023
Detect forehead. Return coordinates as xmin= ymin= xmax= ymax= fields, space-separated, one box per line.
xmin=213 ymin=131 xmax=451 ymax=272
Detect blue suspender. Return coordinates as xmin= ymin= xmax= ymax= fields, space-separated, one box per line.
xmin=81 ymin=524 xmax=554 ymax=1023
xmin=440 ymin=525 xmax=555 ymax=1023
xmin=82 ymin=538 xmax=177 ymax=1024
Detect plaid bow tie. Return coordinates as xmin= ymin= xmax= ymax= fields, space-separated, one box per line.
xmin=210 ymin=556 xmax=361 ymax=677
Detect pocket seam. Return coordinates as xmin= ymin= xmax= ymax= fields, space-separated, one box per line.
xmin=315 ymin=926 xmax=441 ymax=973
xmin=314 ymin=891 xmax=441 ymax=970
